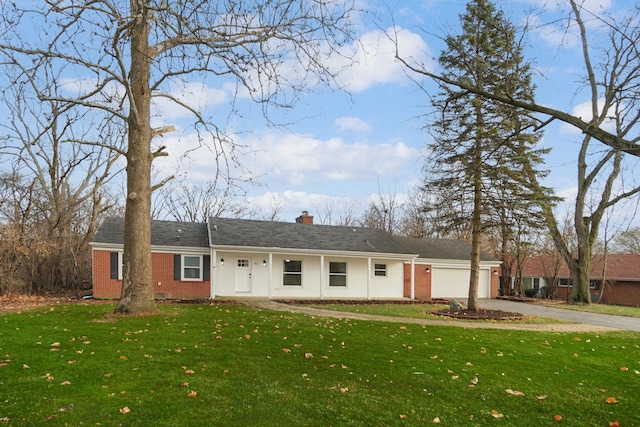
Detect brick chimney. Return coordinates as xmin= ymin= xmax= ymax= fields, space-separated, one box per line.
xmin=295 ymin=210 xmax=314 ymax=224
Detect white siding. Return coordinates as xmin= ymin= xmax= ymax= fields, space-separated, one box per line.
xmin=213 ymin=251 xmax=405 ymax=299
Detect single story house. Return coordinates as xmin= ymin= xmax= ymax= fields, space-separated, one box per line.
xmin=90 ymin=212 xmax=500 ymax=300
xmin=514 ymin=254 xmax=640 ymax=306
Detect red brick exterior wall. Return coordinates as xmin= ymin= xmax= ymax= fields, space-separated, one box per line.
xmin=404 ymin=264 xmax=431 ymax=299
xmin=92 ymin=250 xmax=210 ymax=300
xmin=602 ymin=281 xmax=640 ymax=306
xmin=491 ymin=268 xmax=500 ymax=298
xmin=554 ymin=281 xmax=640 ymax=307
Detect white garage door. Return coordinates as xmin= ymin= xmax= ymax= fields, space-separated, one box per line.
xmin=431 ymin=268 xmax=490 ymax=299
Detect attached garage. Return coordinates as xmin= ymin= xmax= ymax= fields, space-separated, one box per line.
xmin=431 ymin=265 xmax=491 ymax=299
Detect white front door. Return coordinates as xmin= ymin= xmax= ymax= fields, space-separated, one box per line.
xmin=234 ymin=258 xmax=251 ymax=293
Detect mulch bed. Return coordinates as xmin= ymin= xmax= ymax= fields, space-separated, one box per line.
xmin=432 ymin=308 xmax=526 ymax=321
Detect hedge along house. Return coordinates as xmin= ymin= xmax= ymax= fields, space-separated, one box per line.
xmin=91 ymin=213 xmax=501 ymax=300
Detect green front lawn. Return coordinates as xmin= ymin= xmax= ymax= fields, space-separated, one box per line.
xmin=1 ymin=303 xmax=638 ymax=426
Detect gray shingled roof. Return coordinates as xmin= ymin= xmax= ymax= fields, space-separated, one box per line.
xmin=92 ymin=217 xmax=498 ymax=262
xmin=92 ymin=217 xmax=209 ymax=248
xmin=208 ymin=217 xmax=413 ymax=255
xmin=393 ymin=236 xmax=497 ymax=262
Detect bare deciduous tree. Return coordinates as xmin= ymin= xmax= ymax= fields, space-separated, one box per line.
xmin=155 ymin=180 xmax=248 ymax=223
xmin=359 ymin=188 xmax=403 ymax=234
xmin=395 ymin=0 xmax=640 ymax=304
xmin=0 ymin=1 xmax=356 ymax=314
xmin=0 ymin=63 xmax=122 ymax=294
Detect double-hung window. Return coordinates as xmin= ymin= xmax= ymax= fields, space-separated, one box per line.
xmin=182 ymin=255 xmax=202 ymax=280
xmin=109 ymin=252 xmax=124 ymax=280
xmin=329 ymin=262 xmax=347 ymax=287
xmin=283 ymin=260 xmax=302 ymax=286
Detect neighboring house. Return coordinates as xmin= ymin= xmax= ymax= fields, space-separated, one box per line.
xmin=90 ymin=212 xmax=501 ymax=300
xmin=514 ymin=254 xmax=640 ymax=306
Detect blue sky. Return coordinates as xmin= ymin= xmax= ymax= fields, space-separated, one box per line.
xmin=148 ymin=0 xmax=639 ymax=226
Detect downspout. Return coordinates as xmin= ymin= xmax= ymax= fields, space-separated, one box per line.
xmin=320 ymin=255 xmax=325 ymax=300
xmin=210 ymin=249 xmax=216 ymax=300
xmin=367 ymin=257 xmax=372 ymax=300
xmin=411 ymin=258 xmax=415 ymax=300
xmin=268 ymin=252 xmax=273 ymax=300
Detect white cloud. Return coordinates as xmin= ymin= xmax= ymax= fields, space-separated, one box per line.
xmin=240 ymin=132 xmax=417 ymax=186
xmin=151 ymin=81 xmax=234 ymax=120
xmin=327 ymin=27 xmax=433 ymax=93
xmin=151 ymin=128 xmax=419 ymax=196
xmin=334 ymin=116 xmax=372 ymax=133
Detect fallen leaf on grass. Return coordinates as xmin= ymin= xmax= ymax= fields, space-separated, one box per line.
xmin=606 ymin=397 xmax=617 ymax=404
xmin=620 ymin=367 xmax=628 ymax=371
xmin=609 ymin=421 xmax=620 ymax=427
xmin=537 ymin=395 xmax=548 ymax=400
xmin=432 ymin=417 xmax=441 ymax=423
xmin=491 ymin=410 xmax=504 ymax=418
xmin=304 ymin=353 xmax=313 ymax=359
xmin=282 ymin=348 xmax=291 ymax=353
xmin=184 ymin=369 xmax=195 ymax=375
xmin=22 ymin=364 xmax=29 ymax=369
xmin=119 ymin=407 xmax=130 ymax=415
xmin=505 ymin=389 xmax=525 ymax=396
xmin=60 ymin=381 xmax=71 ymax=386
xmin=554 ymin=414 xmax=563 ymax=421
xmin=187 ymin=391 xmax=197 ymax=398
xmin=399 ymin=414 xmax=407 ymax=419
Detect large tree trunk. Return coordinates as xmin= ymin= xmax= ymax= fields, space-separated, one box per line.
xmin=468 ymin=106 xmax=483 ymax=311
xmin=115 ymin=2 xmax=155 ymax=315
xmin=571 ymin=248 xmax=592 ymax=304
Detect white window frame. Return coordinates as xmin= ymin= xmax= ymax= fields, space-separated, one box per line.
xmin=374 ymin=263 xmax=387 ymax=277
xmin=283 ymin=259 xmax=302 ymax=286
xmin=117 ymin=251 xmax=123 ymax=280
xmin=329 ymin=261 xmax=347 ymax=287
xmin=182 ymin=254 xmax=203 ymax=281
xmin=558 ymin=278 xmax=570 ymax=287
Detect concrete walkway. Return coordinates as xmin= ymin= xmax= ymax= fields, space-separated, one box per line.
xmin=240 ymin=299 xmax=639 ymax=333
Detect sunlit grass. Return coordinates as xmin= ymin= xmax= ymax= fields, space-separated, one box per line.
xmin=0 ymin=303 xmax=638 ymax=426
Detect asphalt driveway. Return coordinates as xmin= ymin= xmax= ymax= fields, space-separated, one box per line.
xmin=477 ymin=299 xmax=640 ymax=332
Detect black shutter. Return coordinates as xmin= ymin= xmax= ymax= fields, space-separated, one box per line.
xmin=110 ymin=252 xmax=119 ymax=280
xmin=203 ymin=255 xmax=210 ymax=281
xmin=174 ymin=254 xmax=181 ymax=281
